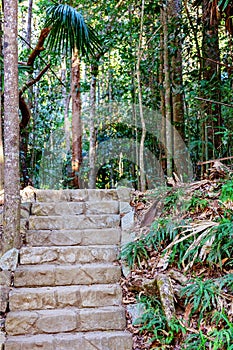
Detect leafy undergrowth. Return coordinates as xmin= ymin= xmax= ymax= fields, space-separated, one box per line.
xmin=120 ymin=168 xmax=233 ymax=349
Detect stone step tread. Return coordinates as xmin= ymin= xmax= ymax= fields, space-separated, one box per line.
xmin=5 ymin=330 xmax=133 ymax=350
xmin=34 ymin=189 xmax=121 ymax=203
xmin=20 ymin=245 xmax=118 ymax=265
xmin=31 ymin=201 xmax=119 ymax=216
xmin=9 ymin=284 xmax=122 ymax=311
xmin=29 ymin=215 xmax=120 ymax=230
xmin=5 ymin=306 xmax=127 ymax=336
xmin=14 ymin=263 xmax=121 ymax=287
xmin=25 ymin=228 xmax=121 ymax=246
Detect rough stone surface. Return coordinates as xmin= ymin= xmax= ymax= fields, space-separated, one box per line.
xmin=0 ymin=249 xmax=19 ymax=271
xmin=9 ymin=285 xmax=122 ymax=311
xmin=14 ymin=263 xmax=121 ymax=287
xmin=29 ymin=215 xmax=120 ymax=230
xmin=20 ymin=246 xmax=118 ymax=265
xmin=5 ymin=331 xmax=133 ymax=350
xmin=26 ymin=228 xmax=121 ymax=246
xmin=6 ymin=307 xmax=125 ymax=335
xmin=121 ymin=210 xmax=134 ymax=232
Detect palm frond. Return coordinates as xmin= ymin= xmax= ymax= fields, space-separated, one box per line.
xmin=44 ymin=4 xmax=101 ymax=57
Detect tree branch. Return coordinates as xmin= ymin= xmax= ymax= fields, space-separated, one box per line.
xmin=197 ymin=156 xmax=233 ymax=165
xmin=19 ymin=64 xmax=51 ymax=96
xmin=195 ymin=96 xmax=233 ymax=108
xmin=27 ymin=27 xmax=51 ymax=66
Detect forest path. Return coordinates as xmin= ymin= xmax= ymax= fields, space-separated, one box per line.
xmin=5 ymin=189 xmax=133 ymax=350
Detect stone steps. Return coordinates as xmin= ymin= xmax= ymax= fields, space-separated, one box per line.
xmin=4 ymin=189 xmax=133 ymax=349
xmin=5 ymin=331 xmax=132 ymax=350
xmin=29 ymin=214 xmax=120 ymax=230
xmin=26 ymin=228 xmax=121 ymax=246
xmin=9 ymin=284 xmax=122 ymax=311
xmin=14 ymin=263 xmax=121 ymax=286
xmin=6 ymin=306 xmax=126 ymax=335
xmin=31 ymin=201 xmax=119 ymax=216
xmin=19 ymin=245 xmax=118 ymax=265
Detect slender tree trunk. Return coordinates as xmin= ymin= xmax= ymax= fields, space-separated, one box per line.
xmin=61 ymin=57 xmax=71 ymax=154
xmin=159 ymin=9 xmax=166 ymax=176
xmin=137 ymin=0 xmax=146 ymax=191
xmin=163 ymin=4 xmax=173 ymax=177
xmin=26 ymin=0 xmax=33 ymax=47
xmin=71 ymin=50 xmax=82 ymax=188
xmin=88 ymin=59 xmax=99 ymax=189
xmin=202 ymin=0 xmax=221 ymax=159
xmin=0 ymin=9 xmax=4 ymax=190
xmin=169 ymin=0 xmax=185 ymax=177
xmin=2 ymin=0 xmax=20 ymax=253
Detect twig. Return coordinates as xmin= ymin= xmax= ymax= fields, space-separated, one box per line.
xmin=198 ymin=56 xmax=233 ymax=70
xmin=197 ymin=156 xmax=233 ymax=165
xmin=18 ymin=34 xmax=66 ymax=87
xmin=19 ymin=64 xmax=51 ymax=96
xmin=195 ymin=96 xmax=233 ymax=108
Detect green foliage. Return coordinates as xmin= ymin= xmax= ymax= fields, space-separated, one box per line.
xmin=180 ymin=277 xmax=221 ymax=322
xmin=136 ymin=295 xmax=186 ymax=346
xmin=183 ymin=310 xmax=233 ymax=350
xmin=136 ymin=295 xmax=167 ymax=341
xmin=120 ymin=218 xmax=180 ymax=268
xmin=120 ymin=239 xmax=149 ymax=269
xmin=44 ymin=4 xmax=101 ymax=56
xmin=220 ymin=180 xmax=233 ymax=202
xmin=163 ymin=189 xmax=183 ymax=212
xmin=206 ymin=218 xmax=233 ymax=268
xmin=183 ymin=195 xmax=208 ymax=213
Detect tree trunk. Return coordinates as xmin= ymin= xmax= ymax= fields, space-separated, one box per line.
xmin=169 ymin=0 xmax=185 ymax=177
xmin=2 ymin=0 xmax=20 ymax=253
xmin=88 ymin=60 xmax=99 ymax=189
xmin=26 ymin=0 xmax=33 ymax=47
xmin=71 ymin=50 xmax=82 ymax=188
xmin=163 ymin=4 xmax=173 ymax=178
xmin=202 ymin=0 xmax=221 ymax=160
xmin=0 ymin=12 xmax=4 ymax=191
xmin=137 ymin=0 xmax=146 ymax=192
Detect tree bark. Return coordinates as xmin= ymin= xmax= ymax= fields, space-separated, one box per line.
xmin=26 ymin=0 xmax=33 ymax=47
xmin=88 ymin=60 xmax=99 ymax=189
xmin=202 ymin=0 xmax=221 ymax=160
xmin=137 ymin=0 xmax=146 ymax=192
xmin=163 ymin=4 xmax=173 ymax=178
xmin=0 ymin=12 xmax=4 ymax=190
xmin=169 ymin=0 xmax=185 ymax=177
xmin=71 ymin=50 xmax=82 ymax=188
xmin=2 ymin=0 xmax=20 ymax=253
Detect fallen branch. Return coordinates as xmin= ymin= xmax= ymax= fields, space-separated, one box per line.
xmin=197 ymin=156 xmax=233 ymax=165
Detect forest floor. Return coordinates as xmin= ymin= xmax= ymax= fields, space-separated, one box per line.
xmin=120 ymin=162 xmax=233 ymax=350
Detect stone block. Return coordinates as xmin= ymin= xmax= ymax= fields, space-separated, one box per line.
xmin=5 ymin=331 xmax=133 ymax=350
xmin=29 ymin=214 xmax=120 ymax=231
xmin=14 ymin=263 xmax=121 ymax=287
xmin=85 ymin=201 xmax=119 ymax=215
xmin=26 ymin=228 xmax=121 ymax=247
xmin=120 ymin=201 xmax=132 ymax=214
xmin=78 ymin=306 xmax=126 ymax=331
xmin=20 ymin=246 xmax=118 ymax=265
xmin=0 ymin=286 xmax=10 ymax=312
xmin=121 ymin=210 xmax=134 ymax=231
xmin=117 ymin=187 xmax=132 ymax=202
xmin=31 ymin=202 xmax=84 ymax=216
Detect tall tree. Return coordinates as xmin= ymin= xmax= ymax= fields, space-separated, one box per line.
xmin=2 ymin=0 xmax=20 ymax=253
xmin=44 ymin=3 xmax=100 ymax=188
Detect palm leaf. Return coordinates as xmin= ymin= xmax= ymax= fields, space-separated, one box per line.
xmin=44 ymin=4 xmax=101 ymax=57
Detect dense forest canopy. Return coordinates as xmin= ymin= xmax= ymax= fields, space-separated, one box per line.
xmin=1 ymin=0 xmax=233 ymax=190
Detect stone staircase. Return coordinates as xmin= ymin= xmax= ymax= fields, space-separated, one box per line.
xmin=4 ymin=189 xmax=133 ymax=350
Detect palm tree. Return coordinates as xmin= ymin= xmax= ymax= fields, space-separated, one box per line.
xmin=44 ymin=3 xmax=101 ymax=188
